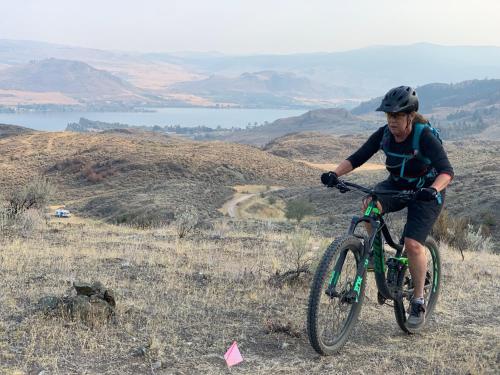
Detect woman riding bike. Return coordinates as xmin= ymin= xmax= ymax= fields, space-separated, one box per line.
xmin=321 ymin=86 xmax=453 ymax=331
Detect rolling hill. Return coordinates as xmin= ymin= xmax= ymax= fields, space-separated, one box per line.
xmin=211 ymin=108 xmax=375 ymax=145
xmin=0 ymin=123 xmax=35 ymax=138
xmin=262 ymin=131 xmax=366 ymax=162
xmin=0 ymin=127 xmax=318 ymax=225
xmin=0 ymin=58 xmax=168 ymax=108
xmin=352 ymin=79 xmax=500 ymax=115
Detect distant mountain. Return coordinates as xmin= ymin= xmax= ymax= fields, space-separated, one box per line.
xmin=0 ymin=39 xmax=200 ymax=94
xmin=352 ymin=79 xmax=500 ymax=114
xmin=169 ymin=70 xmax=354 ymax=108
xmin=0 ymin=58 xmax=169 ymax=108
xmin=0 ymin=58 xmax=136 ymax=96
xmin=147 ymin=43 xmax=500 ymax=97
xmin=2 ymin=40 xmax=500 ymax=108
xmin=0 ymin=39 xmax=129 ymax=65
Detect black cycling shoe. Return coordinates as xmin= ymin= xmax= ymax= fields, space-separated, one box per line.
xmin=406 ymin=300 xmax=426 ymax=331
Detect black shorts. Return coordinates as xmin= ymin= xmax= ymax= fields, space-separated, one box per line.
xmin=374 ymin=179 xmax=445 ymax=245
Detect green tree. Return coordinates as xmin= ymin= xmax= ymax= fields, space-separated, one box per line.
xmin=285 ymin=199 xmax=314 ymax=223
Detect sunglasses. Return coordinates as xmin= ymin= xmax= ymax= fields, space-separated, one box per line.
xmin=386 ymin=112 xmax=407 ymax=120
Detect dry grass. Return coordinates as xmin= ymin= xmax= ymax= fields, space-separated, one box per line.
xmin=297 ymin=160 xmax=385 ymax=171
xmin=0 ymin=217 xmax=498 ymax=374
xmin=0 ymin=89 xmax=80 ymax=106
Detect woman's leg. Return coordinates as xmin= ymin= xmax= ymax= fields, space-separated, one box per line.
xmin=405 ymin=190 xmax=445 ymax=299
xmin=404 ymin=237 xmax=427 ymax=299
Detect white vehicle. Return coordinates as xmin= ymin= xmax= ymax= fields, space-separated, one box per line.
xmin=55 ymin=209 xmax=71 ymax=218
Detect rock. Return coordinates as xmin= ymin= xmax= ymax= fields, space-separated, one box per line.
xmin=37 ymin=281 xmax=116 ymax=325
xmin=131 ymin=346 xmax=148 ymax=357
xmin=37 ymin=296 xmax=62 ymax=313
xmin=89 ymin=295 xmax=114 ymax=319
xmin=70 ymin=295 xmax=91 ymax=319
xmin=152 ymin=361 xmax=162 ymax=370
xmin=73 ymin=282 xmax=95 ymax=296
xmin=103 ymin=289 xmax=116 ymax=307
xmin=281 ymin=342 xmax=290 ymax=349
xmin=91 ymin=281 xmax=106 ymax=295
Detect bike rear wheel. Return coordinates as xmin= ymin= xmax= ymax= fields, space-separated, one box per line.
xmin=307 ymin=235 xmax=365 ymax=355
xmin=393 ymin=237 xmax=441 ymax=333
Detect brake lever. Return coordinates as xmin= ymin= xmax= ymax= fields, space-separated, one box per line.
xmin=336 ymin=181 xmax=350 ymax=193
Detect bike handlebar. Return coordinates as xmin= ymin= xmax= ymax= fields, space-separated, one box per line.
xmin=334 ymin=179 xmax=416 ymax=200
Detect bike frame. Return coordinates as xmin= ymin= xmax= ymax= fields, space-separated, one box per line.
xmin=327 ymin=181 xmax=412 ymax=304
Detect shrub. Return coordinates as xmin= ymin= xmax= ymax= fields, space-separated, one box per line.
xmin=212 ymin=219 xmax=230 ymax=238
xmin=16 ymin=208 xmax=46 ymax=238
xmin=284 ymin=199 xmax=314 ymax=223
xmin=81 ymin=160 xmax=120 ymax=183
xmin=174 ymin=206 xmax=199 ymax=239
xmin=464 ymin=224 xmax=494 ymax=253
xmin=268 ymin=196 xmax=277 ymax=205
xmin=6 ymin=177 xmax=55 ymax=218
xmin=269 ymin=229 xmax=313 ymax=287
xmin=432 ymin=209 xmax=494 ymax=253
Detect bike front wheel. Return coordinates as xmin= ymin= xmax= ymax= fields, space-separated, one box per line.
xmin=393 ymin=237 xmax=441 ymax=333
xmin=307 ymin=235 xmax=365 ymax=355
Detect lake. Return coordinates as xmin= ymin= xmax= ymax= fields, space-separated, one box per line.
xmin=0 ymin=108 xmax=306 ymax=131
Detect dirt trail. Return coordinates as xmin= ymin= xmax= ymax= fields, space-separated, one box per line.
xmin=221 ymin=185 xmax=282 ymax=218
xmin=225 ymin=194 xmax=255 ymax=218
xmin=296 ymin=160 xmax=385 ymax=171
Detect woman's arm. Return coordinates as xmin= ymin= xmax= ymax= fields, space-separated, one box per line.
xmin=334 ymin=159 xmax=354 ymax=177
xmin=346 ymin=126 xmax=385 ymax=171
xmin=431 ymin=173 xmax=452 ymax=192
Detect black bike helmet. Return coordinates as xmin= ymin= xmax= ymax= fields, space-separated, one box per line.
xmin=376 ymin=86 xmax=419 ymax=113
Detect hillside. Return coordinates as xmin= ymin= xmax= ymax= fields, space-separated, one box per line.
xmin=0 ymin=123 xmax=35 ymax=138
xmin=0 ymin=213 xmax=498 ymax=373
xmin=261 ymin=132 xmax=500 ymax=243
xmin=263 ymin=131 xmax=367 ymax=162
xmin=353 ymin=79 xmax=500 ymax=115
xmin=0 ymin=130 xmax=318 ymax=225
xmin=211 ymin=108 xmax=375 ymax=146
xmin=0 ymin=58 xmax=171 ymax=109
xmin=0 ymin=127 xmax=497 ymax=373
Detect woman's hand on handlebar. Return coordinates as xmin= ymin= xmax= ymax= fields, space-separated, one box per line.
xmin=321 ymin=172 xmax=350 ymax=193
xmin=320 ymin=171 xmax=339 ymax=187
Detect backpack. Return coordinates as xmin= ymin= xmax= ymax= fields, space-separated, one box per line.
xmin=380 ymin=122 xmax=443 ymax=188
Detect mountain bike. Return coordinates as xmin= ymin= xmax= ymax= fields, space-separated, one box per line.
xmin=307 ymin=179 xmax=441 ymax=355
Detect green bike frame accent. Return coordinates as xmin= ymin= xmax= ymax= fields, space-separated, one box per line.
xmin=373 ymin=232 xmax=386 ymax=273
xmin=353 ymin=275 xmax=363 ymax=302
xmin=364 ymin=204 xmax=380 ymax=217
xmin=328 ymin=270 xmax=340 ymax=288
xmin=394 ymin=257 xmax=409 ymax=266
xmin=433 ymin=253 xmax=439 ymax=293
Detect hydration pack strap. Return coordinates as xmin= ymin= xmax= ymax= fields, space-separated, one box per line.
xmin=391 ymin=168 xmax=438 ymax=189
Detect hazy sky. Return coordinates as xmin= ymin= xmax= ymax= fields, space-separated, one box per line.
xmin=1 ymin=0 xmax=499 ymax=54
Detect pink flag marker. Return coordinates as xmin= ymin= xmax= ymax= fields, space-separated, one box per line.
xmin=224 ymin=341 xmax=243 ymax=367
